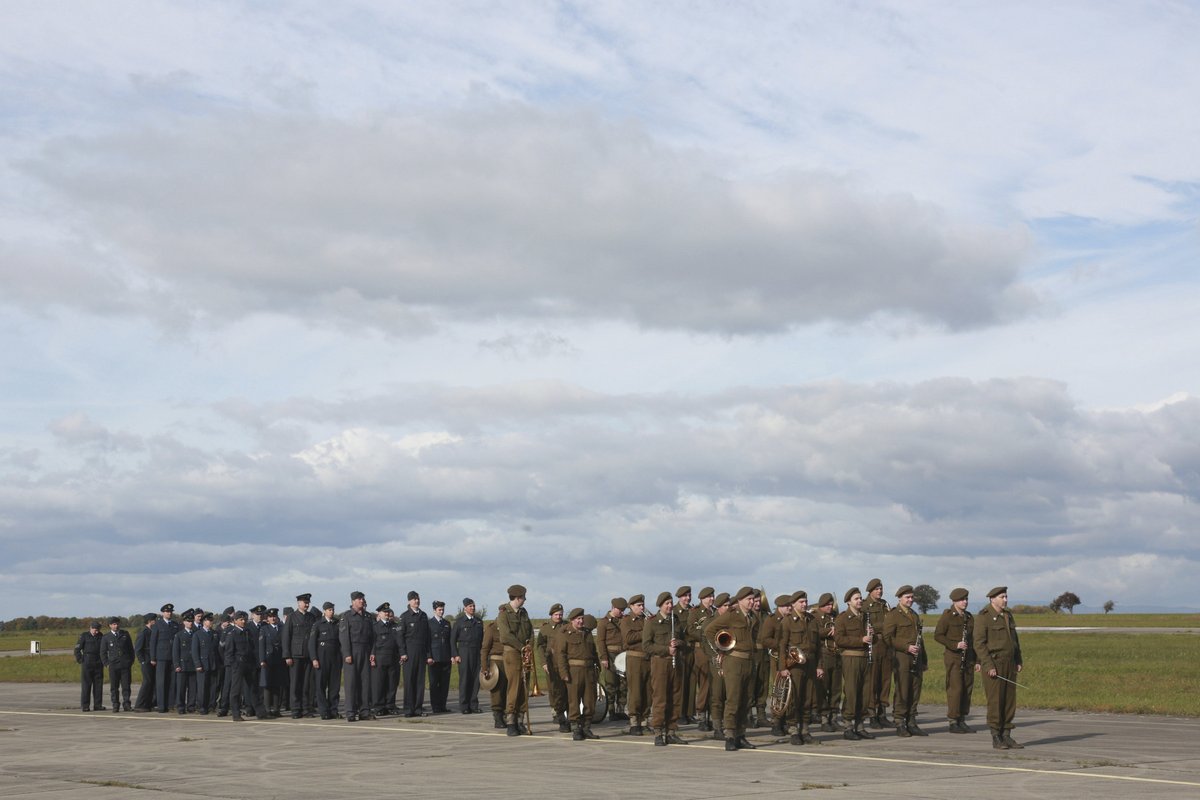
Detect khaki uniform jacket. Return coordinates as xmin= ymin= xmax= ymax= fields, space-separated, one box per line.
xmin=778 ymin=612 xmax=824 ymax=671
xmin=882 ymin=606 xmax=921 ymax=653
xmin=596 ymin=614 xmax=623 ymax=656
xmin=972 ymin=605 xmax=1022 ymax=673
xmin=620 ymin=614 xmax=648 ymax=653
xmin=833 ymin=609 xmax=873 ymax=654
xmin=687 ymin=604 xmax=716 ymax=646
xmin=537 ymin=620 xmax=565 ymax=666
xmin=495 ymin=604 xmax=533 ymax=651
xmin=760 ymin=611 xmax=786 ymax=653
xmin=811 ymin=609 xmax=839 ymax=657
xmin=706 ymin=608 xmax=757 ymax=655
xmin=933 ymin=609 xmax=975 ymax=660
xmin=862 ymin=597 xmax=889 ymax=633
xmin=642 ymin=612 xmax=678 ymax=656
xmin=482 ymin=620 xmax=504 ymax=659
xmin=553 ymin=626 xmax=599 ymax=675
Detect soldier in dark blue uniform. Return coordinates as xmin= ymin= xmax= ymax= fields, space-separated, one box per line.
xmin=224 ymin=611 xmax=267 ymax=722
xmin=259 ymin=608 xmax=286 ymax=717
xmin=282 ymin=592 xmax=318 ymax=718
xmin=132 ymin=613 xmax=157 ymax=711
xmin=213 ymin=606 xmax=234 ymax=714
xmin=308 ymin=601 xmax=342 ymax=719
xmin=397 ymin=591 xmax=433 ymax=717
xmin=74 ymin=621 xmax=105 ymax=712
xmin=245 ymin=604 xmax=267 ymax=716
xmin=172 ymin=611 xmax=198 ymax=713
xmin=370 ymin=602 xmax=400 ymax=716
xmin=101 ymin=616 xmax=134 ymax=712
xmin=428 ymin=601 xmax=453 ymax=713
xmin=450 ymin=598 xmax=484 ymax=714
xmin=192 ymin=613 xmax=218 ymax=714
xmin=339 ymin=591 xmax=374 ymax=722
xmin=148 ymin=603 xmax=179 ymax=712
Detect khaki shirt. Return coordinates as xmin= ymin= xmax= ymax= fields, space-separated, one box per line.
xmin=778 ymin=612 xmax=824 ymax=671
xmin=482 ymin=620 xmax=503 ymax=659
xmin=882 ymin=605 xmax=921 ymax=652
xmin=553 ymin=626 xmax=599 ymax=675
xmin=642 ymin=612 xmax=678 ymax=657
xmin=760 ymin=610 xmax=787 ymax=653
xmin=933 ymin=609 xmax=975 ymax=660
xmin=495 ymin=604 xmax=533 ymax=651
xmin=972 ymin=605 xmax=1022 ymax=673
xmin=537 ymin=620 xmax=565 ymax=664
xmin=687 ymin=604 xmax=716 ymax=646
xmin=811 ymin=609 xmax=839 ymax=656
xmin=833 ymin=609 xmax=874 ymax=654
xmin=596 ymin=613 xmax=623 ymax=655
xmin=707 ymin=608 xmax=756 ymax=655
xmin=620 ymin=614 xmax=648 ymax=653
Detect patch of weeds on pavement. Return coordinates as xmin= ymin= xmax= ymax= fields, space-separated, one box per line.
xmin=801 ymin=783 xmax=847 ymax=790
xmin=79 ymin=779 xmax=161 ymax=791
xmin=178 ymin=736 xmax=206 ymax=742
xmin=1075 ymin=759 xmax=1122 ymax=768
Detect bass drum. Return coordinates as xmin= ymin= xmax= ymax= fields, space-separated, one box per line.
xmin=613 ymin=651 xmax=628 ymax=677
xmin=588 ymin=681 xmax=609 ymax=723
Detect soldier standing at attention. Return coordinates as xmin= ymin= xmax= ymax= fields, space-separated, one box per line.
xmin=750 ymin=592 xmax=771 ymax=728
xmin=762 ymin=595 xmax=791 ymax=736
xmin=132 ymin=613 xmax=157 ymax=712
xmin=369 ymin=602 xmax=400 ymax=716
xmin=481 ymin=616 xmax=508 ymax=728
xmin=597 ymin=598 xmax=628 ymax=721
xmin=708 ymin=586 xmax=759 ymax=751
xmin=258 ymin=609 xmax=286 ymax=717
xmin=75 ymin=621 xmax=105 ymax=712
xmin=777 ymin=590 xmax=824 ymax=745
xmin=224 ymin=611 xmax=267 ymax=722
xmin=644 ymin=591 xmax=688 ymax=746
xmin=172 ymin=612 xmax=198 ymax=714
xmin=672 ymin=586 xmax=696 ymax=724
xmin=308 ymin=601 xmax=342 ymax=719
xmin=700 ymin=592 xmax=730 ymax=740
xmin=101 ymin=616 xmax=134 ymax=712
xmin=834 ymin=588 xmax=875 ymax=740
xmin=883 ymin=586 xmax=926 ymax=737
xmin=149 ymin=603 xmax=179 ymax=713
xmin=340 ymin=591 xmax=374 ymax=722
xmin=687 ymin=588 xmax=716 ymax=731
xmin=281 ymin=592 xmax=317 ymax=719
xmin=811 ymin=593 xmax=842 ymax=732
xmin=428 ymin=601 xmax=453 ymax=713
xmin=398 ymin=591 xmax=433 ymax=717
xmin=974 ymin=586 xmax=1024 ymax=750
xmin=620 ymin=594 xmax=650 ymax=735
xmin=934 ymin=587 xmax=977 ymax=734
xmin=496 ymin=584 xmax=534 ymax=736
xmin=450 ymin=598 xmax=484 ymax=714
xmin=192 ymin=613 xmax=217 ymax=714
xmin=554 ymin=607 xmax=601 ymax=741
xmin=863 ymin=578 xmax=892 ymax=728
xmin=537 ymin=604 xmax=569 ymax=731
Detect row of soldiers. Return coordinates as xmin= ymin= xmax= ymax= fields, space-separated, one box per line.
xmin=74 ymin=580 xmax=1024 ymax=750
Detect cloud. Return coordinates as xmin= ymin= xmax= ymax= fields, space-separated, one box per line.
xmin=14 ymin=105 xmax=1035 ymax=336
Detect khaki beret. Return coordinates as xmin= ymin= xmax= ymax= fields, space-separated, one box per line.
xmin=582 ymin=614 xmax=597 ymax=630
xmin=733 ymin=586 xmax=755 ymax=602
xmin=549 ymin=603 xmax=564 ymax=615
xmin=611 ymin=597 xmax=628 ymax=611
xmin=895 ymin=585 xmax=914 ymax=598
xmin=844 ymin=587 xmax=862 ymax=603
xmin=790 ymin=590 xmax=807 ymax=603
xmin=676 ymin=586 xmax=692 ymax=597
xmin=628 ymin=594 xmax=645 ymax=606
xmin=507 ymin=584 xmax=527 ymax=598
xmin=987 ymin=586 xmax=1008 ymax=598
xmin=567 ymin=607 xmax=584 ymax=621
xmin=713 ymin=592 xmax=731 ymax=606
xmin=656 ymin=591 xmax=673 ymax=607
xmin=698 ymin=586 xmax=715 ymax=599
xmin=774 ymin=594 xmax=792 ymax=607
xmin=866 ymin=578 xmax=883 ymax=592
xmin=817 ymin=592 xmax=835 ymax=606
xmin=949 ymin=587 xmax=969 ymax=602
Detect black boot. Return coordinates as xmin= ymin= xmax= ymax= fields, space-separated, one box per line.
xmin=754 ymin=707 xmax=768 ymax=728
xmin=583 ymin=724 xmax=599 ymax=740
xmin=572 ymin=722 xmax=585 ymax=741
xmin=770 ymin=720 xmax=785 ymax=737
xmin=1002 ymin=731 xmax=1023 ymax=749
xmin=949 ymin=718 xmax=964 ymax=733
xmin=654 ymin=731 xmax=667 ymax=746
xmin=843 ymin=727 xmax=861 ymax=740
xmin=908 ymin=717 xmax=927 ymax=736
xmin=896 ymin=721 xmax=911 ymax=737
xmin=959 ymin=717 xmax=975 ymax=733
xmin=712 ymin=726 xmax=724 ymax=740
xmin=736 ymin=735 xmax=757 ymax=749
xmin=869 ymin=712 xmax=883 ymax=729
xmin=820 ymin=714 xmax=835 ymax=732
xmin=666 ymin=731 xmax=688 ymax=745
xmin=992 ymin=730 xmax=1009 ymax=749
xmin=725 ymin=736 xmax=738 ymax=751
xmin=507 ymin=714 xmax=520 ymax=736
xmin=789 ymin=732 xmax=803 ymax=745
xmin=800 ymin=725 xmax=816 ymax=745
xmin=879 ymin=710 xmax=893 ymax=726
xmin=558 ymin=717 xmax=572 ymax=733
xmin=856 ymin=723 xmax=875 ymax=740
xmin=698 ymin=714 xmax=713 ymax=732
xmin=493 ymin=711 xmax=506 ymax=729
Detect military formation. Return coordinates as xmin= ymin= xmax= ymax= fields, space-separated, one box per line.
xmin=74 ymin=580 xmax=1025 ymax=751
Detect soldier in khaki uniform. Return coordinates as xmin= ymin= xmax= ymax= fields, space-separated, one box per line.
xmin=776 ymin=590 xmax=825 ymax=745
xmin=672 ymin=586 xmax=696 ymax=725
xmin=933 ymin=587 xmax=977 ymax=734
xmin=553 ymin=607 xmax=600 ymax=741
xmin=707 ymin=586 xmax=759 ymax=751
xmin=762 ymin=594 xmax=791 ymax=735
xmin=973 ymin=586 xmax=1024 ymax=750
xmin=834 ymin=587 xmax=876 ymax=740
xmin=537 ymin=604 xmax=569 ymax=732
xmin=883 ymin=585 xmax=927 ymax=737
xmin=620 ymin=594 xmax=650 ymax=735
xmin=496 ymin=584 xmax=534 ymax=736
xmin=687 ymin=587 xmax=716 ymax=731
xmin=699 ymin=592 xmax=730 ymax=740
xmin=863 ymin=577 xmax=892 ymax=728
xmin=597 ymin=598 xmax=628 ymax=721
xmin=751 ymin=592 xmax=771 ymax=727
xmin=811 ymin=593 xmax=842 ymax=731
xmin=644 ymin=591 xmax=689 ymax=746
xmin=481 ymin=617 xmax=508 ymax=728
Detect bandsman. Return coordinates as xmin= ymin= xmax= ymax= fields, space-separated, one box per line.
xmin=750 ymin=591 xmax=770 ymax=728
xmin=620 ymin=594 xmax=650 ymax=735
xmin=496 ymin=584 xmax=534 ymax=736
xmin=481 ymin=615 xmax=508 ymax=728
xmin=596 ymin=598 xmax=628 ymax=721
xmin=192 ymin=613 xmax=217 ymax=714
xmin=863 ymin=578 xmax=892 ymax=728
xmin=537 ymin=603 xmax=569 ymax=731
xmin=224 ymin=611 xmax=267 ymax=722
xmin=882 ymin=586 xmax=927 ymax=737
xmin=553 ymin=607 xmax=601 ymax=741
xmin=687 ymin=587 xmax=717 ymax=731
xmin=700 ymin=592 xmax=730 ymax=740
xmin=833 ymin=588 xmax=875 ymax=740
xmin=672 ymin=586 xmax=696 ymax=724
xmin=974 ymin=586 xmax=1024 ymax=750
xmin=281 ymin=592 xmax=317 ymax=719
xmin=397 ymin=591 xmax=433 ymax=717
xmin=308 ymin=601 xmax=342 ymax=719
xmin=258 ymin=608 xmax=286 ymax=717
xmin=777 ymin=590 xmax=825 ymax=745
xmin=370 ymin=602 xmax=400 ymax=717
xmin=933 ymin=587 xmax=977 ymax=734
xmin=811 ymin=593 xmax=842 ymax=731
xmin=643 ymin=591 xmax=688 ymax=746
xmin=762 ymin=594 xmax=791 ymax=736
xmin=707 ymin=586 xmax=759 ymax=751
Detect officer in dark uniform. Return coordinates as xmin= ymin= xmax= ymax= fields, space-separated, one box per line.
xmin=397 ymin=591 xmax=433 ymax=717
xmin=340 ymin=591 xmax=373 ymax=722
xmin=101 ymin=616 xmax=134 ymax=712
xmin=308 ymin=601 xmax=342 ymax=719
xmin=258 ymin=608 xmax=286 ymax=717
xmin=370 ymin=602 xmax=400 ymax=716
xmin=224 ymin=611 xmax=267 ymax=722
xmin=74 ymin=621 xmax=105 ymax=712
xmin=192 ymin=613 xmax=218 ymax=714
xmin=132 ymin=613 xmax=157 ymax=711
xmin=428 ymin=601 xmax=453 ymax=713
xmin=214 ymin=607 xmax=235 ymax=715
xmin=245 ymin=604 xmax=267 ymax=716
xmin=450 ymin=597 xmax=484 ymax=713
xmin=282 ymin=592 xmax=318 ymax=718
xmin=148 ymin=603 xmax=179 ymax=712
xmin=172 ymin=612 xmax=198 ymax=713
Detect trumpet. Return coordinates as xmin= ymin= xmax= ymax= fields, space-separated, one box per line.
xmin=712 ymin=629 xmax=735 ymax=677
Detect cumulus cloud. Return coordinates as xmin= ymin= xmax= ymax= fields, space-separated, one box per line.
xmin=2 ymin=378 xmax=1196 ymax=614
xmin=14 ymin=105 xmax=1035 ymax=336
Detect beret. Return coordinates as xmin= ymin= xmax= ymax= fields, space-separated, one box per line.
xmin=463 ymin=597 xmax=475 ymax=607
xmin=223 ymin=606 xmax=236 ymax=616
xmin=611 ymin=597 xmax=627 ymax=610
xmin=733 ymin=586 xmax=755 ymax=602
xmin=987 ymin=586 xmax=1008 ymax=598
xmin=713 ymin=592 xmax=731 ymax=606
xmin=774 ymin=594 xmax=792 ymax=607
xmin=582 ymin=614 xmax=597 ymax=630
xmin=895 ymin=585 xmax=914 ymax=598
xmin=296 ymin=593 xmax=312 ymax=602
xmin=507 ymin=584 xmax=527 ymax=598
xmin=549 ymin=603 xmax=564 ymax=615
xmin=567 ymin=607 xmax=585 ymax=621
xmin=656 ymin=591 xmax=673 ymax=607
xmin=322 ymin=601 xmax=335 ymax=611
xmin=676 ymin=586 xmax=692 ymax=597
xmin=790 ymin=590 xmax=808 ymax=603
xmin=844 ymin=587 xmax=862 ymax=603
xmin=628 ymin=594 xmax=645 ymax=606
xmin=866 ymin=578 xmax=883 ymax=592
xmin=234 ymin=611 xmax=248 ymax=621
xmin=160 ymin=603 xmax=174 ymax=613
xmin=949 ymin=587 xmax=969 ymax=602
xmin=698 ymin=586 xmax=715 ymax=599
xmin=350 ymin=591 xmax=365 ymax=601
xmin=143 ymin=613 xmax=157 ymax=623
xmin=817 ymin=592 xmax=835 ymax=606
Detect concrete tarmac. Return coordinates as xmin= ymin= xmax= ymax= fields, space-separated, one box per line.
xmin=1 ymin=683 xmax=1197 ymax=799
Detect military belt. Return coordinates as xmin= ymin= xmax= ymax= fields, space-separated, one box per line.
xmin=725 ymin=650 xmax=751 ymax=660
xmin=489 ymin=655 xmax=504 ymax=662
xmin=567 ymin=659 xmax=591 ymax=667
xmin=626 ymin=651 xmax=646 ymax=659
xmin=840 ymin=649 xmax=867 ymax=657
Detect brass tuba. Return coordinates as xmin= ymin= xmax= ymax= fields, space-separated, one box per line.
xmin=769 ymin=672 xmax=793 ymax=720
xmin=712 ymin=629 xmax=735 ymax=677
xmin=784 ymin=645 xmax=806 ymax=668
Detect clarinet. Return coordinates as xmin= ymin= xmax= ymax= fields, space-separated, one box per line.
xmin=865 ymin=610 xmax=874 ymax=665
xmin=959 ymin=610 xmax=972 ymax=670
xmin=911 ymin=614 xmax=923 ymax=676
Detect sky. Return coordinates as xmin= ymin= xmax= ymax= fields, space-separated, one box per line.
xmin=1 ymin=2 xmax=1198 ymax=618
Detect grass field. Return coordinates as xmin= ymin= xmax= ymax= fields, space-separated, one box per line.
xmin=919 ymin=612 xmax=1200 ymax=628
xmin=0 ymin=631 xmax=80 ymax=651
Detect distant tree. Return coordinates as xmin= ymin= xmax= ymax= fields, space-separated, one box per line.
xmin=1103 ymin=600 xmax=1115 ymax=614
xmin=912 ymin=584 xmax=941 ymax=614
xmin=1053 ymin=591 xmax=1082 ymax=614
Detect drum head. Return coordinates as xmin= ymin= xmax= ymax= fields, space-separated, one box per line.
xmin=479 ymin=666 xmax=499 ymax=691
xmin=614 ymin=651 xmax=627 ymax=677
xmin=591 ymin=682 xmax=609 ymax=723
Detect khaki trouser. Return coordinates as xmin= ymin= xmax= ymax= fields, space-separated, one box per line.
xmin=708 ymin=654 xmax=726 ymax=728
xmin=870 ymin=643 xmax=893 ymax=713
xmin=679 ymin=646 xmax=695 ymax=718
xmin=502 ymin=648 xmax=528 ymax=718
xmin=815 ymin=648 xmax=841 ymax=718
xmin=693 ymin=644 xmax=711 ymax=712
xmin=564 ymin=663 xmax=596 ymax=723
xmin=649 ymin=655 xmax=684 ymax=731
xmin=891 ymin=651 xmax=923 ymax=720
xmin=720 ymin=653 xmax=754 ymax=736
xmin=983 ymin=653 xmax=1018 ymax=732
xmin=841 ymin=653 xmax=869 ymax=724
xmin=543 ymin=653 xmax=566 ymax=717
xmin=626 ymin=652 xmax=650 ymax=721
xmin=943 ymin=650 xmax=974 ymax=720
xmin=753 ymin=649 xmax=770 ymax=711
xmin=785 ymin=662 xmax=817 ymax=724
